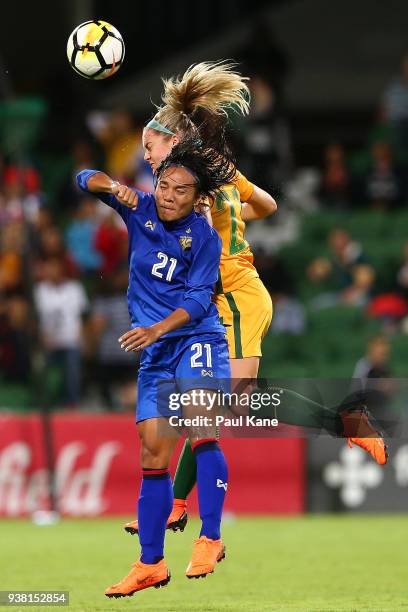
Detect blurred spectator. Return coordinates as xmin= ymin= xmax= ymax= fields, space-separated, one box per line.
xmin=34 ymin=207 xmax=54 ymax=233
xmin=270 ymin=293 xmax=306 ymax=335
xmin=88 ymin=266 xmax=138 ymax=410
xmin=2 ymin=163 xmax=42 ymax=224
xmin=4 ymin=164 xmax=40 ymax=194
xmin=320 ymin=143 xmax=350 ymax=208
xmin=34 ymin=257 xmax=89 ymax=407
xmin=361 ymin=142 xmax=405 ymax=209
xmin=353 ymin=335 xmax=391 ymax=380
xmin=340 ymin=264 xmax=376 ymax=307
xmin=89 ymin=109 xmax=140 ymax=181
xmin=94 ymin=211 xmax=128 ymax=276
xmin=285 ymin=168 xmax=320 ymax=213
xmin=367 ymin=292 xmax=408 ymax=325
xmin=307 ymin=257 xmax=332 ymax=284
xmin=0 ymin=223 xmax=24 ymax=295
xmin=65 ymin=198 xmax=102 ymax=275
xmin=382 ymin=53 xmax=408 ymax=150
xmin=307 ymin=228 xmax=367 ymax=290
xmin=351 ymin=336 xmax=396 ymax=434
xmin=0 ymin=295 xmax=32 ymax=383
xmin=310 ymin=263 xmax=376 ymax=311
xmin=34 ymin=226 xmax=78 ymax=281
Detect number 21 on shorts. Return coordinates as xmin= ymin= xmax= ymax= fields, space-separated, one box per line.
xmin=190 ymin=343 xmax=212 ymax=368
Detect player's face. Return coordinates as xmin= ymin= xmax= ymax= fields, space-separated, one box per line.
xmin=155 ymin=167 xmax=198 ymax=222
xmin=143 ymin=128 xmax=180 ymax=173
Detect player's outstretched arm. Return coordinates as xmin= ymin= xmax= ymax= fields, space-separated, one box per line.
xmin=86 ymin=172 xmax=138 ymax=210
xmin=86 ymin=171 xmax=117 ymax=193
xmin=77 ymin=170 xmax=138 ymax=211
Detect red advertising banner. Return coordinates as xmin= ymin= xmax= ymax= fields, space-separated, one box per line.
xmin=0 ymin=413 xmax=305 ymax=516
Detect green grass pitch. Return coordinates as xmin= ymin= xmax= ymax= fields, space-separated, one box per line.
xmin=1 ymin=515 xmax=407 ymax=611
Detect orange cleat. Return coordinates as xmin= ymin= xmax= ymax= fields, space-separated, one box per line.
xmin=185 ymin=535 xmax=226 ymax=579
xmin=340 ymin=405 xmax=388 ymax=465
xmin=124 ymin=498 xmax=188 ymax=535
xmin=348 ymin=437 xmax=388 ymax=465
xmin=105 ymin=559 xmax=170 ymax=598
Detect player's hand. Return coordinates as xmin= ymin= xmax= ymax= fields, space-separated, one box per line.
xmin=119 ymin=326 xmax=161 ymax=351
xmin=111 ymin=182 xmax=138 ymax=210
xmin=194 ymin=199 xmax=212 ymax=225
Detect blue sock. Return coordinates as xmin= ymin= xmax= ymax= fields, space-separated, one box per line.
xmin=193 ymin=440 xmax=228 ymax=540
xmin=138 ymin=469 xmax=173 ymax=564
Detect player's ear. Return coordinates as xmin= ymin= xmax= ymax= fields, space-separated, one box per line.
xmin=171 ymin=134 xmax=181 ymax=147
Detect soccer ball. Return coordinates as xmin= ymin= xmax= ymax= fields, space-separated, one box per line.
xmin=67 ymin=20 xmax=125 ymax=80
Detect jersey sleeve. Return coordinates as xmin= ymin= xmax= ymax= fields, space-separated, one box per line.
xmin=77 ymin=169 xmax=140 ymax=225
xmin=234 ymin=169 xmax=255 ymax=202
xmin=181 ymin=227 xmax=222 ymax=321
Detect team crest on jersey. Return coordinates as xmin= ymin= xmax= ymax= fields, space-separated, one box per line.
xmin=179 ymin=236 xmax=192 ymax=250
xmin=145 ymin=220 xmax=156 ymax=231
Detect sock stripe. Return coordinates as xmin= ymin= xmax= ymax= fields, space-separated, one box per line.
xmin=191 ymin=438 xmax=218 ymax=451
xmin=193 ymin=440 xmax=219 ymax=456
xmin=142 ymin=467 xmax=168 ymax=474
xmin=142 ymin=468 xmax=170 ymax=480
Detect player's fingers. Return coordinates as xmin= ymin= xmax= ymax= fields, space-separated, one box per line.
xmin=128 ymin=192 xmax=138 ymax=209
xmin=125 ymin=336 xmax=147 ymax=351
xmin=121 ymin=327 xmax=146 ymax=345
xmin=131 ymin=338 xmax=150 ymax=351
xmin=116 ymin=185 xmax=125 ymax=198
xmin=119 ymin=329 xmax=140 ymax=342
xmin=120 ymin=333 xmax=142 ymax=349
xmin=118 ymin=188 xmax=133 ymax=208
xmin=127 ymin=191 xmax=138 ymax=209
xmin=122 ymin=187 xmax=131 ymax=201
xmin=123 ymin=189 xmax=137 ymax=208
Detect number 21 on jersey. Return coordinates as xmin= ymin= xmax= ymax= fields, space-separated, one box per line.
xmin=151 ymin=252 xmax=177 ymax=282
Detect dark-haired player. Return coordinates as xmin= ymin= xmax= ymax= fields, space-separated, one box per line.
xmin=77 ymin=142 xmax=235 ymax=597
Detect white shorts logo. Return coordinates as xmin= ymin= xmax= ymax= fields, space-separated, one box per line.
xmin=216 ymin=479 xmax=228 ymax=491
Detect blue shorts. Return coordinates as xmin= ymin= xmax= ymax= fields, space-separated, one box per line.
xmin=136 ymin=332 xmax=230 ymax=423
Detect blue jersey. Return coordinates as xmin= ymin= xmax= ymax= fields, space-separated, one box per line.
xmin=77 ymin=170 xmax=225 ymax=339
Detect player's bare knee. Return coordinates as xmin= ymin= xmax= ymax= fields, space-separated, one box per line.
xmin=140 ymin=443 xmax=169 ymax=469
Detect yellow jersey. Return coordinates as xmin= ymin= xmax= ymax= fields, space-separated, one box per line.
xmin=210 ymin=170 xmax=259 ymax=294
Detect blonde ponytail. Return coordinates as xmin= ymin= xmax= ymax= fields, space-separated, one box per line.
xmin=152 ymin=61 xmax=250 ymax=135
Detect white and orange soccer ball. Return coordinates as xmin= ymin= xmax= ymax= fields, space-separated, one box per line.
xmin=67 ymin=20 xmax=125 ymax=80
